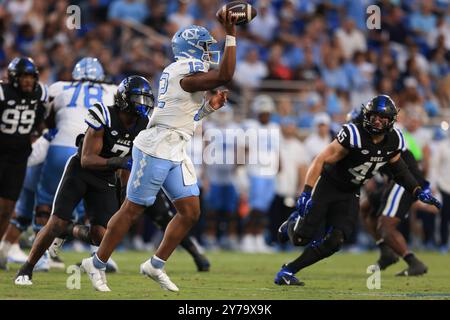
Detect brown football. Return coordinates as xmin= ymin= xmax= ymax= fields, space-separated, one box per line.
xmin=216 ymin=1 xmax=257 ymax=26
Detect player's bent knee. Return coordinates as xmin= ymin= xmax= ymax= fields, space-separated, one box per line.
xmin=313 ymin=229 xmax=345 ymax=258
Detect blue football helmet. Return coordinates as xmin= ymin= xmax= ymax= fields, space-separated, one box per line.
xmin=171 ymin=25 xmax=220 ymax=64
xmin=72 ymin=57 xmax=105 ymax=81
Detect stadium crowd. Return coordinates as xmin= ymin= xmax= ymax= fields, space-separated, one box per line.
xmin=0 ymin=0 xmax=449 ymax=254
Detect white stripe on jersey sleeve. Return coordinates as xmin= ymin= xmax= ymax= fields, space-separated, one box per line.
xmin=0 ymin=84 xmax=4 ymax=101
xmin=99 ymin=102 xmax=111 ymax=127
xmin=343 ymin=124 xmax=355 ymax=148
xmin=39 ymin=83 xmax=48 ymax=102
xmin=394 ymin=128 xmax=406 ymax=151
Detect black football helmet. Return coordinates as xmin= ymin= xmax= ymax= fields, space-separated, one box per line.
xmin=115 ymin=76 xmax=155 ymax=118
xmin=7 ymin=57 xmax=39 ymax=90
xmin=361 ymin=95 xmax=398 ymax=135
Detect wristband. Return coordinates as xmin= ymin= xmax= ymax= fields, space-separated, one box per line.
xmin=225 ymin=35 xmax=236 ymax=47
xmin=303 ymin=185 xmax=313 ymax=193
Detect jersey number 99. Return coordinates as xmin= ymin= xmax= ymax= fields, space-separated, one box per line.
xmin=1 ymin=109 xmax=35 ymax=134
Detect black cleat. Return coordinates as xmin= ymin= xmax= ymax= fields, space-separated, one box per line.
xmin=376 ymin=246 xmax=399 ymax=270
xmin=194 ymin=254 xmax=210 ymax=272
xmin=395 ymin=260 xmax=428 ymax=277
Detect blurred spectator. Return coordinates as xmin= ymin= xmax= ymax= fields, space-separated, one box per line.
xmin=335 ymin=19 xmax=367 ymax=61
xmin=108 ymin=0 xmax=149 ymax=24
xmin=248 ymin=0 xmax=279 ymax=44
xmin=266 ymin=43 xmax=293 ymax=81
xmin=321 ymin=53 xmax=350 ymax=91
xmin=168 ymin=0 xmax=194 ymax=30
xmin=6 ymin=0 xmax=32 ymax=25
xmin=233 ymin=48 xmax=268 ymax=89
xmin=241 ymin=95 xmax=279 ymax=253
xmin=430 ymin=128 xmax=450 ymax=253
xmin=269 ymin=117 xmax=308 ymax=247
xmin=304 ymin=112 xmax=333 ymax=159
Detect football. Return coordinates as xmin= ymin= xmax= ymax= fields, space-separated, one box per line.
xmin=216 ymin=1 xmax=257 ymax=26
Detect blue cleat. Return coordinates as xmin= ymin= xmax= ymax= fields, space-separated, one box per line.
xmin=274 ymin=265 xmax=305 ymax=286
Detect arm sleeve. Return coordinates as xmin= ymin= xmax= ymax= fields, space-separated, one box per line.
xmin=387 ymin=157 xmax=421 ymax=195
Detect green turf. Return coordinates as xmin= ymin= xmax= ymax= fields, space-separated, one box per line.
xmin=1 ymin=250 xmax=449 ymax=300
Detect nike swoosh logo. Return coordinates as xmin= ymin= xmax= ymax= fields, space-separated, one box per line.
xmin=387 ymin=151 xmax=394 ymax=155
xmin=230 ymin=4 xmax=246 ymax=11
xmin=282 ymin=276 xmax=290 ymax=285
xmin=108 ymin=183 xmax=115 ymax=187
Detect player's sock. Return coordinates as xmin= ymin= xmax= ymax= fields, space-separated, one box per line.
xmin=285 ymin=246 xmax=322 ymax=274
xmin=403 ymin=252 xmax=419 ymax=266
xmin=93 ymin=253 xmax=107 ymax=270
xmin=19 ymin=261 xmax=35 ymax=275
xmin=150 ymin=255 xmax=165 ymax=269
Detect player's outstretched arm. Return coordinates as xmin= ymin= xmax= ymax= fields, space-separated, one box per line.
xmin=388 ymin=154 xmax=442 ymax=209
xmin=304 ymin=140 xmax=349 ymax=189
xmin=180 ymin=12 xmax=238 ymax=93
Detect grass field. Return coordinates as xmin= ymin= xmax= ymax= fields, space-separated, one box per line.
xmin=1 ymin=250 xmax=449 ymax=300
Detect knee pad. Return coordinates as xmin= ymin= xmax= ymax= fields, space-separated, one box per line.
xmin=10 ymin=216 xmax=32 ymax=232
xmin=312 ymin=229 xmax=345 ymax=258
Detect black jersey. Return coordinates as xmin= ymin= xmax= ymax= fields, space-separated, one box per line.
xmin=323 ymin=122 xmax=406 ymax=191
xmin=0 ymin=82 xmax=48 ymax=162
xmin=76 ymin=102 xmax=148 ymax=179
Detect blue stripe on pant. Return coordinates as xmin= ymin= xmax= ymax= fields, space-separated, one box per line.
xmin=126 ymin=146 xmax=199 ymax=207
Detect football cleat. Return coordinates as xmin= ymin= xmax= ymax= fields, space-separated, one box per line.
xmin=49 ymin=255 xmax=65 ymax=270
xmin=33 ymin=251 xmax=50 ymax=272
xmin=140 ymin=260 xmax=179 ymax=292
xmin=7 ymin=243 xmax=28 ymax=264
xmin=81 ymin=257 xmax=111 ymax=292
xmin=48 ymin=238 xmax=65 ymax=259
xmin=274 ymin=265 xmax=305 ymax=286
xmin=395 ymin=260 xmax=428 ymax=277
xmin=14 ymin=265 xmax=33 ymax=286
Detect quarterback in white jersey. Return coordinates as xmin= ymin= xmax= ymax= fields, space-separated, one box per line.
xmin=85 ymin=13 xmax=239 ymax=292
xmin=34 ymin=58 xmax=116 ymax=226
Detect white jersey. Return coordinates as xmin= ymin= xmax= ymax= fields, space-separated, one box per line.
xmin=134 ymin=58 xmax=209 ymax=162
xmin=48 ymin=81 xmax=116 ymax=147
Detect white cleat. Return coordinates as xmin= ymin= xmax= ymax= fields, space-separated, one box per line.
xmin=7 ymin=243 xmax=28 ymax=264
xmin=33 ymin=251 xmax=50 ymax=272
xmin=48 ymin=238 xmax=65 ymax=259
xmin=81 ymin=257 xmax=111 ymax=292
xmin=140 ymin=260 xmax=179 ymax=292
xmin=14 ymin=275 xmax=33 ymax=286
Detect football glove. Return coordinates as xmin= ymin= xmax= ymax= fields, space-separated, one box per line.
xmin=415 ymin=187 xmax=442 ymax=209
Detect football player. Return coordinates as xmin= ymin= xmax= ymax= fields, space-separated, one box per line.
xmin=275 ymin=95 xmax=441 ymax=286
xmin=0 ymin=57 xmax=48 ymax=243
xmin=14 ymin=76 xmax=152 ymax=285
xmin=81 ymin=13 xmax=238 ymax=292
xmin=35 ymin=57 xmax=116 ymax=234
xmin=349 ymin=107 xmax=432 ymax=276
